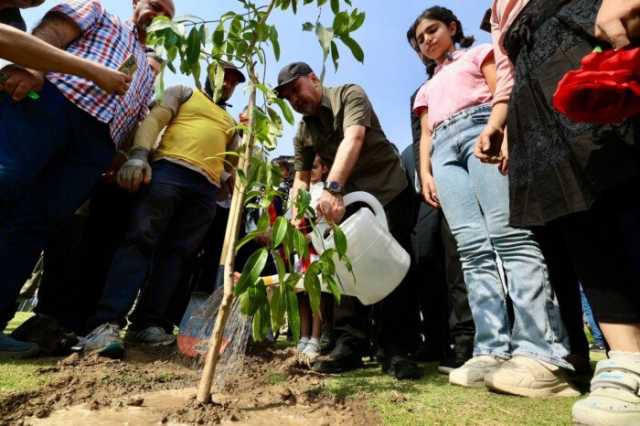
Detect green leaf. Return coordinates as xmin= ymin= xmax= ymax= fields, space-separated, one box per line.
xmin=350 ymin=10 xmax=366 ymax=32
xmin=234 ymin=248 xmax=269 ymax=296
xmin=330 ymin=0 xmax=340 ymax=14
xmin=302 ymin=22 xmax=314 ymax=32
xmin=273 ymin=98 xmax=294 ymax=125
xmin=271 ymin=216 xmax=288 ymax=248
xmin=252 ymin=303 xmax=268 ymax=341
xmin=240 ymin=281 xmax=267 ymax=316
xmin=324 ymin=274 xmax=342 ymax=304
xmin=285 ymin=288 xmax=300 ymax=341
xmin=293 ymin=228 xmax=309 ymax=260
xmin=317 ymin=0 xmax=328 ymax=6
xmin=332 ymin=11 xmax=350 ymax=35
xmin=269 ymin=286 xmax=284 ymax=331
xmin=339 ymin=35 xmax=364 ymax=62
xmin=269 ymin=26 xmax=281 ymax=61
xmin=213 ymin=21 xmax=225 ymax=47
xmin=303 ymin=264 xmax=322 ymax=314
xmin=235 ymin=230 xmax=258 ymax=254
xmin=257 ymin=211 xmax=270 ymax=233
xmin=330 ymin=40 xmax=339 ymax=70
xmin=333 ymin=224 xmax=347 ymax=257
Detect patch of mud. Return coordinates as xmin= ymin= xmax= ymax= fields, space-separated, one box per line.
xmin=1 ymin=345 xmax=379 ymax=426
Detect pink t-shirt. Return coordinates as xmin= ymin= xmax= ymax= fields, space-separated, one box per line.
xmin=413 ymin=44 xmax=495 ymax=131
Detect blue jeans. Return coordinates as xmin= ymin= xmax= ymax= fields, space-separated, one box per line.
xmin=579 ymin=284 xmax=605 ymax=347
xmin=88 ymin=160 xmax=218 ymax=330
xmin=431 ymin=104 xmax=571 ymax=368
xmin=0 ymin=82 xmax=114 ymax=329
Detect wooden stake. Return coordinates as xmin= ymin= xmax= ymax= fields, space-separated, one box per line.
xmin=196 ymin=89 xmax=256 ymax=403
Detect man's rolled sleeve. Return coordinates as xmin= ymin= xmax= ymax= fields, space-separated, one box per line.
xmin=341 ymin=84 xmax=372 ymax=131
xmin=293 ymin=122 xmax=315 ymax=172
xmin=48 ymin=0 xmax=104 ymax=33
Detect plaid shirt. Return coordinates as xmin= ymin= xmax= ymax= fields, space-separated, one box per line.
xmin=46 ymin=0 xmax=154 ymax=145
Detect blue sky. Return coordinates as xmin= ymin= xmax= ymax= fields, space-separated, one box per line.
xmin=22 ymin=1 xmax=491 ymax=157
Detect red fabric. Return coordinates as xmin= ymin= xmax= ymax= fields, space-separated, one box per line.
xmin=553 ymin=48 xmax=640 ymax=124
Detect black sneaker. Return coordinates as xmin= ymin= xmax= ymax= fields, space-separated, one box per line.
xmin=383 ymin=355 xmax=424 ymax=380
xmin=311 ymin=341 xmax=364 ymax=374
xmin=438 ymin=353 xmax=469 ymax=375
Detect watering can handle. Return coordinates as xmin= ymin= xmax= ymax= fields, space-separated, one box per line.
xmin=343 ymin=191 xmax=389 ymax=231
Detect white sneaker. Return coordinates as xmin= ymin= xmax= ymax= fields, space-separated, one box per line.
xmin=449 ymin=355 xmax=504 ymax=388
xmin=302 ymin=338 xmax=321 ymax=363
xmin=125 ymin=326 xmax=175 ymax=346
xmin=297 ymin=337 xmax=309 ymax=353
xmin=83 ymin=323 xmax=124 ymax=358
xmin=485 ymin=355 xmax=580 ymax=398
xmin=572 ymin=352 xmax=640 ymax=426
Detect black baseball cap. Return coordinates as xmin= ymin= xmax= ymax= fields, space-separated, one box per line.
xmin=220 ymin=60 xmax=246 ymax=83
xmin=274 ymin=62 xmax=314 ymax=97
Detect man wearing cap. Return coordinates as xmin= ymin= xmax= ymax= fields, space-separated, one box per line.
xmin=82 ymin=64 xmax=245 ymax=358
xmin=276 ymin=62 xmax=422 ymax=379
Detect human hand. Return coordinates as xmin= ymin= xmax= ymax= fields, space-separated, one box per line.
xmin=117 ymin=151 xmax=152 ymax=192
xmin=475 ymin=123 xmax=505 ymax=162
xmin=316 ymin=190 xmax=345 ymax=224
xmin=595 ymin=0 xmax=640 ymax=48
xmin=420 ymin=173 xmax=440 ymax=208
xmin=0 ymin=65 xmax=44 ymax=101
xmin=88 ymin=63 xmax=132 ymax=95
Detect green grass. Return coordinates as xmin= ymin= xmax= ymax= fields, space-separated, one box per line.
xmin=326 ymin=363 xmax=582 ymax=426
xmin=1 ymin=312 xmax=54 ymax=396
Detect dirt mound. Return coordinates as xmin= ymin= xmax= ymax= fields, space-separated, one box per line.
xmin=1 ymin=345 xmax=379 ymax=426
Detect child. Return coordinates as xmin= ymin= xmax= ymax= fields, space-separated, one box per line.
xmin=408 ymin=6 xmax=576 ymax=397
xmin=296 ymin=155 xmax=329 ymax=362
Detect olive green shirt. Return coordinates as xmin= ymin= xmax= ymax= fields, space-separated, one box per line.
xmin=293 ymin=84 xmax=407 ymax=206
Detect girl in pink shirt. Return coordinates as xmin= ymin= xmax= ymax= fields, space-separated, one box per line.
xmin=408 ymin=5 xmax=575 ymax=397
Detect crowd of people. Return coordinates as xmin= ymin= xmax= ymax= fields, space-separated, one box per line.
xmin=1 ymin=0 xmax=639 ymax=425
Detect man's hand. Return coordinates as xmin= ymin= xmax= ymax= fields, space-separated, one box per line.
xmin=0 ymin=65 xmax=44 ymax=101
xmin=117 ymin=148 xmax=152 ymax=192
xmin=596 ymin=0 xmax=640 ymax=48
xmin=420 ymin=174 xmax=440 ymax=209
xmin=316 ymin=190 xmax=345 ymax=224
xmin=87 ymin=63 xmax=131 ymax=95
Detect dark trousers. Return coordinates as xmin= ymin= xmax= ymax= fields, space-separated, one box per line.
xmin=412 ymin=199 xmax=449 ymax=356
xmin=533 ymin=226 xmax=589 ymax=358
xmin=333 ymin=186 xmax=420 ymax=356
xmin=441 ymin=218 xmax=475 ymax=357
xmin=549 ymin=178 xmax=640 ymax=324
xmin=88 ymin=161 xmax=218 ymax=330
xmin=0 ymin=82 xmax=114 ymax=329
xmin=35 ymin=184 xmax=134 ymax=333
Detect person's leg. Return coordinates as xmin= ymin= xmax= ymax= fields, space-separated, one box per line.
xmin=127 ymin=171 xmax=218 ymax=344
xmin=413 ymin=201 xmax=449 ymax=362
xmin=431 ymin=133 xmax=511 ymax=362
xmin=440 ymin=217 xmax=474 ymax=372
xmin=533 ymin=226 xmax=590 ymax=371
xmin=458 ymin=115 xmax=576 ymax=397
xmin=86 ymin=172 xmax=182 ymax=333
xmin=0 ymin=86 xmax=114 ymax=357
xmin=565 ymin=179 xmax=640 ymax=424
xmin=373 ymin=186 xmax=422 ymax=380
xmin=431 ymin=123 xmax=511 ymax=387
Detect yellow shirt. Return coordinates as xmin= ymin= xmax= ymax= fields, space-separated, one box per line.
xmin=153 ymin=89 xmax=236 ymax=186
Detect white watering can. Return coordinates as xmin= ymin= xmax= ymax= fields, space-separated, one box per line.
xmin=310 ymin=191 xmax=411 ymax=305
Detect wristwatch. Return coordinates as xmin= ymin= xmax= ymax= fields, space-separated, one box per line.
xmin=323 ymin=180 xmax=344 ymax=195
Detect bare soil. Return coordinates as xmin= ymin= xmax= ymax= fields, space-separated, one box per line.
xmin=0 ymin=344 xmax=379 ymax=426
